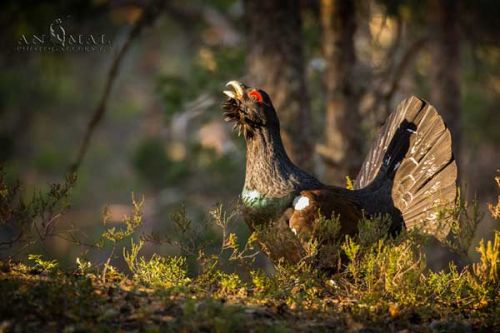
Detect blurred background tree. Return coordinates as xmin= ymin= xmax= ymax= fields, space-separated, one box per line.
xmin=318 ymin=0 xmax=363 ymax=184
xmin=245 ymin=0 xmax=313 ymax=171
xmin=0 ymin=0 xmax=498 ymax=266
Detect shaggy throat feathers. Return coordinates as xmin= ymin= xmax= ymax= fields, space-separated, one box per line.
xmin=222 ymin=81 xmax=322 ymax=212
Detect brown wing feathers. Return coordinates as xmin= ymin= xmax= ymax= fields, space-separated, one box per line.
xmin=289 ymin=190 xmax=362 ymax=238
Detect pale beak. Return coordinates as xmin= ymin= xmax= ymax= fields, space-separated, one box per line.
xmin=225 ymin=80 xmax=244 ymax=98
xmin=223 ymin=90 xmax=236 ymax=99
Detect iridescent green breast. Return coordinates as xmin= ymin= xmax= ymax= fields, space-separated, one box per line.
xmin=241 ymin=188 xmax=295 ymax=225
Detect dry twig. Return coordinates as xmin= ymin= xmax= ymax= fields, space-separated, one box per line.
xmin=69 ymin=0 xmax=167 ymax=174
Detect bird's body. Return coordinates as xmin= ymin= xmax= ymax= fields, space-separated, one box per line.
xmin=222 ymin=81 xmax=457 ymax=259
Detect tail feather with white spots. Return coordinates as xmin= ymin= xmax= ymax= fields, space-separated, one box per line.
xmin=355 ymin=97 xmax=457 ymax=240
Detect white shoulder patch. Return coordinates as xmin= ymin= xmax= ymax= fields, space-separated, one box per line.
xmin=293 ymin=195 xmax=310 ymax=211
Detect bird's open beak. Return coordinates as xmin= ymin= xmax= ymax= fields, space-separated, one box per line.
xmin=223 ymin=81 xmax=244 ymax=100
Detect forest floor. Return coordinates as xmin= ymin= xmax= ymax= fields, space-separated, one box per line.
xmin=0 ymin=245 xmax=498 ymax=333
xmin=0 ymin=173 xmax=498 ymax=332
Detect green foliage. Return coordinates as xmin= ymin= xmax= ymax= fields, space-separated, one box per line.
xmin=357 ymin=213 xmax=392 ymax=245
xmin=75 ymin=257 xmax=93 ymax=275
xmin=217 ymin=271 xmax=244 ymax=295
xmin=341 ymin=236 xmax=362 ymax=280
xmin=28 ymin=254 xmax=58 ymax=273
xmin=1 ymin=173 xmax=499 ymax=331
xmin=345 ymin=176 xmax=354 ymax=190
xmin=0 ymin=165 xmax=75 ymax=251
xmin=474 ymin=232 xmax=499 ymax=283
xmin=123 ymin=238 xmax=191 ymax=289
xmin=446 ymin=189 xmax=483 ymax=256
xmin=135 ymin=255 xmax=190 ymax=289
xmin=102 ymin=194 xmax=144 ymax=243
xmin=303 ymin=213 xmax=343 ymax=270
xmin=1 ymin=210 xmax=498 ymax=331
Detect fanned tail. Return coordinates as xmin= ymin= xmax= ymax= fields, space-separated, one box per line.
xmin=355 ymin=97 xmax=457 ymax=240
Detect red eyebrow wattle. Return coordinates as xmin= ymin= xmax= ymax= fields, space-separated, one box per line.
xmin=249 ymin=90 xmax=263 ymax=103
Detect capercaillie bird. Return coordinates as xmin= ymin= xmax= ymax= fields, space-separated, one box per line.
xmin=222 ymin=81 xmax=457 ymax=255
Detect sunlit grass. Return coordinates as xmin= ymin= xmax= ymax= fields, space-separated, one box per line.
xmin=0 ymin=167 xmax=498 ymax=331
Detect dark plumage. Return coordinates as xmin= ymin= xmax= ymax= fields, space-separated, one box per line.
xmin=222 ymin=81 xmax=457 ymax=245
xmin=288 ymin=190 xmax=362 ymax=238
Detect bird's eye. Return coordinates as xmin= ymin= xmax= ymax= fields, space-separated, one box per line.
xmin=248 ymin=89 xmax=263 ymax=103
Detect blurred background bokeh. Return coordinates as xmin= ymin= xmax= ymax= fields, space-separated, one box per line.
xmin=0 ymin=0 xmax=498 ymax=266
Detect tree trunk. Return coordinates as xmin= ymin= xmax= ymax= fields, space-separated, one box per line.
xmin=319 ymin=0 xmax=363 ymax=185
xmin=244 ymin=0 xmax=313 ymax=171
xmin=428 ymin=0 xmax=461 ymax=166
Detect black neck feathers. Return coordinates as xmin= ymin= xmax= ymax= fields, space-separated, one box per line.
xmin=244 ymin=123 xmax=321 ymax=197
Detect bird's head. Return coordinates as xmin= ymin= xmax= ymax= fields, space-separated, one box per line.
xmin=222 ymin=81 xmax=279 ymax=139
